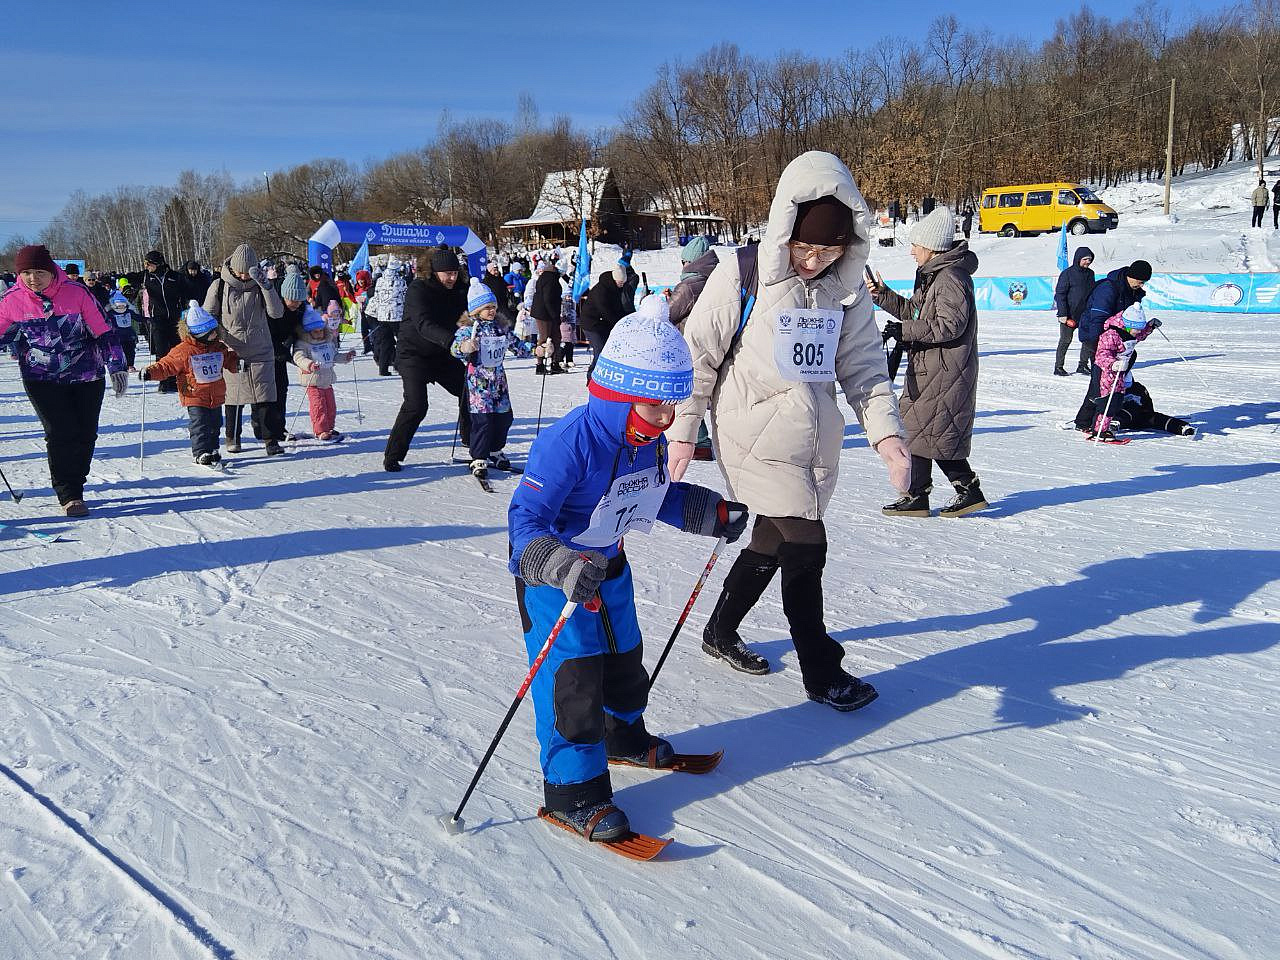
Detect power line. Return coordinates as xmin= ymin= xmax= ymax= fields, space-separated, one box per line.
xmin=939 ymin=86 xmax=1166 ymax=157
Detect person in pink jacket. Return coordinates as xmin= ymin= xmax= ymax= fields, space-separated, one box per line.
xmin=1089 ymin=304 xmax=1161 ymax=440
xmin=0 ymin=245 xmax=128 ymax=516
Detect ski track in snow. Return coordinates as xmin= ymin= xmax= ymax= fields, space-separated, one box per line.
xmin=4 ymin=209 xmax=1280 ymax=958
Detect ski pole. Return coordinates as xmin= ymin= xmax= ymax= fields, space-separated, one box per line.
xmin=139 ymin=378 xmax=146 ymax=479
xmin=351 ymin=360 xmax=363 ymax=423
xmin=442 ymin=594 xmax=600 ymax=835
xmin=1092 ymin=368 xmax=1122 ymax=444
xmin=535 ymin=341 xmax=549 ymax=437
xmin=1155 ymin=328 xmax=1214 ymax=393
xmin=648 ymin=535 xmax=729 ymax=692
xmin=288 ymin=389 xmax=308 ymax=440
xmin=449 ymin=415 xmax=460 ymax=461
xmin=0 ymin=466 xmax=23 ymax=503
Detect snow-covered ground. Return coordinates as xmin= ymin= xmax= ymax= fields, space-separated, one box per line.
xmin=3 ymin=158 xmax=1279 ymax=960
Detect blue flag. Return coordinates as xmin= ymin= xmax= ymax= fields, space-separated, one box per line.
xmin=1056 ymin=222 xmax=1069 ymax=272
xmin=572 ymin=219 xmax=591 ymax=301
xmin=349 ymin=238 xmax=370 ymax=278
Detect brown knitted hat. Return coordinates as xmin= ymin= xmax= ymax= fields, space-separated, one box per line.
xmin=790 ymin=196 xmax=853 ymax=245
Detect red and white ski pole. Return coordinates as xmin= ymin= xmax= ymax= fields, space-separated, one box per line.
xmin=648 ymin=535 xmax=729 ymax=692
xmin=442 ymin=593 xmax=600 ymax=835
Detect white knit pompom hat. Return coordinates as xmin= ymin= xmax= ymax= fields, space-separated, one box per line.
xmin=909 ymin=207 xmax=956 ymax=251
xmin=588 ymin=295 xmax=692 ymax=405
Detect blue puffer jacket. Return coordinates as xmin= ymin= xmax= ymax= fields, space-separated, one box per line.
xmin=1081 ymin=267 xmax=1145 ymax=343
xmin=508 ymin=394 xmax=697 ymax=571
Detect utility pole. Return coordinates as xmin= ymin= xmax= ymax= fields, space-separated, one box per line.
xmin=1163 ymin=78 xmax=1176 ymax=217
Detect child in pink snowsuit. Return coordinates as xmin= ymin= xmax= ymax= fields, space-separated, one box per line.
xmin=293 ymin=306 xmax=355 ymax=441
xmin=1092 ymin=304 xmax=1161 ymax=436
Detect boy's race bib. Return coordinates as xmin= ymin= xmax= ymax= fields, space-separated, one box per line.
xmin=190 ymin=352 xmax=225 ymax=384
xmin=576 ymin=466 xmax=668 ymax=548
xmin=478 ymin=335 xmax=508 ymax=369
xmin=773 ymin=307 xmax=840 ymax=382
xmin=113 ymin=312 xmax=133 ymax=329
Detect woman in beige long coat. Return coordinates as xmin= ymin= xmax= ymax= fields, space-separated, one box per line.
xmin=868 ymin=206 xmax=987 ymax=518
xmin=668 ymin=150 xmax=909 ymax=712
xmin=204 ymin=243 xmax=285 ymax=454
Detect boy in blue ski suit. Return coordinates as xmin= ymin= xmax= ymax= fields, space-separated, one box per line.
xmin=508 ymin=296 xmax=748 ymax=842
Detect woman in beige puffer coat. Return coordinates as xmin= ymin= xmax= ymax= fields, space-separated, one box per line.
xmin=668 ymin=150 xmax=909 ymax=712
xmin=204 ymin=243 xmax=285 ymax=453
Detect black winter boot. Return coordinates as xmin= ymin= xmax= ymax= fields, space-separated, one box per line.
xmin=882 ymin=485 xmax=931 ymax=517
xmin=777 ymin=541 xmax=849 ymax=693
xmin=542 ymin=772 xmax=629 ymax=842
xmin=939 ymin=475 xmax=988 ymax=517
xmin=702 ymin=549 xmax=777 ymax=675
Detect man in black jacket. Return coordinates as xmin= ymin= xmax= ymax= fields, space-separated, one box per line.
xmin=530 ymin=263 xmax=564 ymax=374
xmin=578 ymin=266 xmax=629 ymax=376
xmin=142 ymin=250 xmax=187 ymax=393
xmin=183 ymin=260 xmax=212 ymax=305
xmin=1052 ymin=246 xmax=1095 ymax=375
xmin=383 ymin=248 xmax=470 ymax=471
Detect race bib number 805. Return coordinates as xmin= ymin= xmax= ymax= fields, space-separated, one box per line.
xmin=773 ymin=307 xmax=840 ymax=382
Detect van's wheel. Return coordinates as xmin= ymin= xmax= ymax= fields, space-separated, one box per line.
xmin=999 ymin=224 xmax=1019 ymax=238
xmin=1069 ymin=219 xmax=1089 ymax=236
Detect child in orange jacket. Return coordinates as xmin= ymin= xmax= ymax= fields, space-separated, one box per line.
xmin=140 ymin=300 xmax=240 ymax=467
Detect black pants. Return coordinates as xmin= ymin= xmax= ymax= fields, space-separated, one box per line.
xmin=24 ymin=377 xmax=105 ymax=505
xmin=1073 ymin=365 xmax=1105 ymax=429
xmin=384 ymin=347 xmax=469 ymax=464
xmin=225 ymin=401 xmax=285 ymax=444
xmin=1055 ymin=322 xmax=1088 ymax=372
xmin=743 ymin=516 xmax=847 ymax=690
xmin=268 ymin=359 xmax=290 ymax=438
xmin=187 ymin=405 xmax=222 ymax=456
xmin=119 ymin=331 xmax=138 ymax=369
xmin=584 ymin=327 xmax=608 ymax=377
xmin=148 ymin=320 xmax=179 ymax=392
xmin=909 ymin=455 xmax=974 ymax=494
xmin=1252 ymin=205 xmax=1265 ymax=228
xmin=469 ymin=409 xmax=512 ymax=461
xmin=1273 ymin=204 xmax=1279 ymax=228
xmin=372 ymin=322 xmax=398 ymax=374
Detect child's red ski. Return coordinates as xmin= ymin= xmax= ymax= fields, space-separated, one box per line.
xmin=536 ymin=808 xmax=672 ymax=861
xmin=609 ymin=749 xmax=723 ymax=775
xmin=1086 ymin=434 xmax=1132 ymax=445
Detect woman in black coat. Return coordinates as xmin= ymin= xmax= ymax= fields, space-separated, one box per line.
xmin=530 ymin=264 xmax=564 ymax=373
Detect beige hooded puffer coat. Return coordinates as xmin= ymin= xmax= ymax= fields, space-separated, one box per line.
xmin=670 ymin=151 xmax=904 ymax=520
xmin=204 ymin=244 xmax=285 ymax=405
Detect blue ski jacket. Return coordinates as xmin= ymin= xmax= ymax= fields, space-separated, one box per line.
xmin=508 ymin=394 xmax=695 ymax=571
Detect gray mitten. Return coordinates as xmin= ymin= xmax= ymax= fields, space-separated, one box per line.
xmin=520 ymin=537 xmax=608 ymax=604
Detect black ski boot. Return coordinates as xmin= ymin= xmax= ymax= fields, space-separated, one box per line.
xmin=702 ymin=549 xmax=777 ymax=675
xmin=469 ymin=458 xmax=489 ymax=481
xmin=805 ymin=674 xmax=879 ymax=712
xmin=1053 ymin=367 xmax=1069 ymax=376
xmin=607 ymin=735 xmax=675 ymax=769
xmin=541 ymin=773 xmax=629 ymax=842
xmin=882 ymin=485 xmax=931 ymax=517
xmin=939 ymin=475 xmax=988 ymax=518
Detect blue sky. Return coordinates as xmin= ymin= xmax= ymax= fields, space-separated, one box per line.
xmin=1 ymin=0 xmax=1217 ymax=247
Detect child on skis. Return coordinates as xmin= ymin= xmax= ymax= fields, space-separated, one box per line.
xmin=452 ymin=278 xmax=531 ymax=480
xmin=106 ymin=289 xmax=140 ymax=369
xmin=1089 ymin=303 xmax=1161 ymax=441
xmin=139 ymin=300 xmax=239 ymax=467
xmin=507 ymin=295 xmax=749 ymax=844
xmin=294 ymin=305 xmax=356 ymax=441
